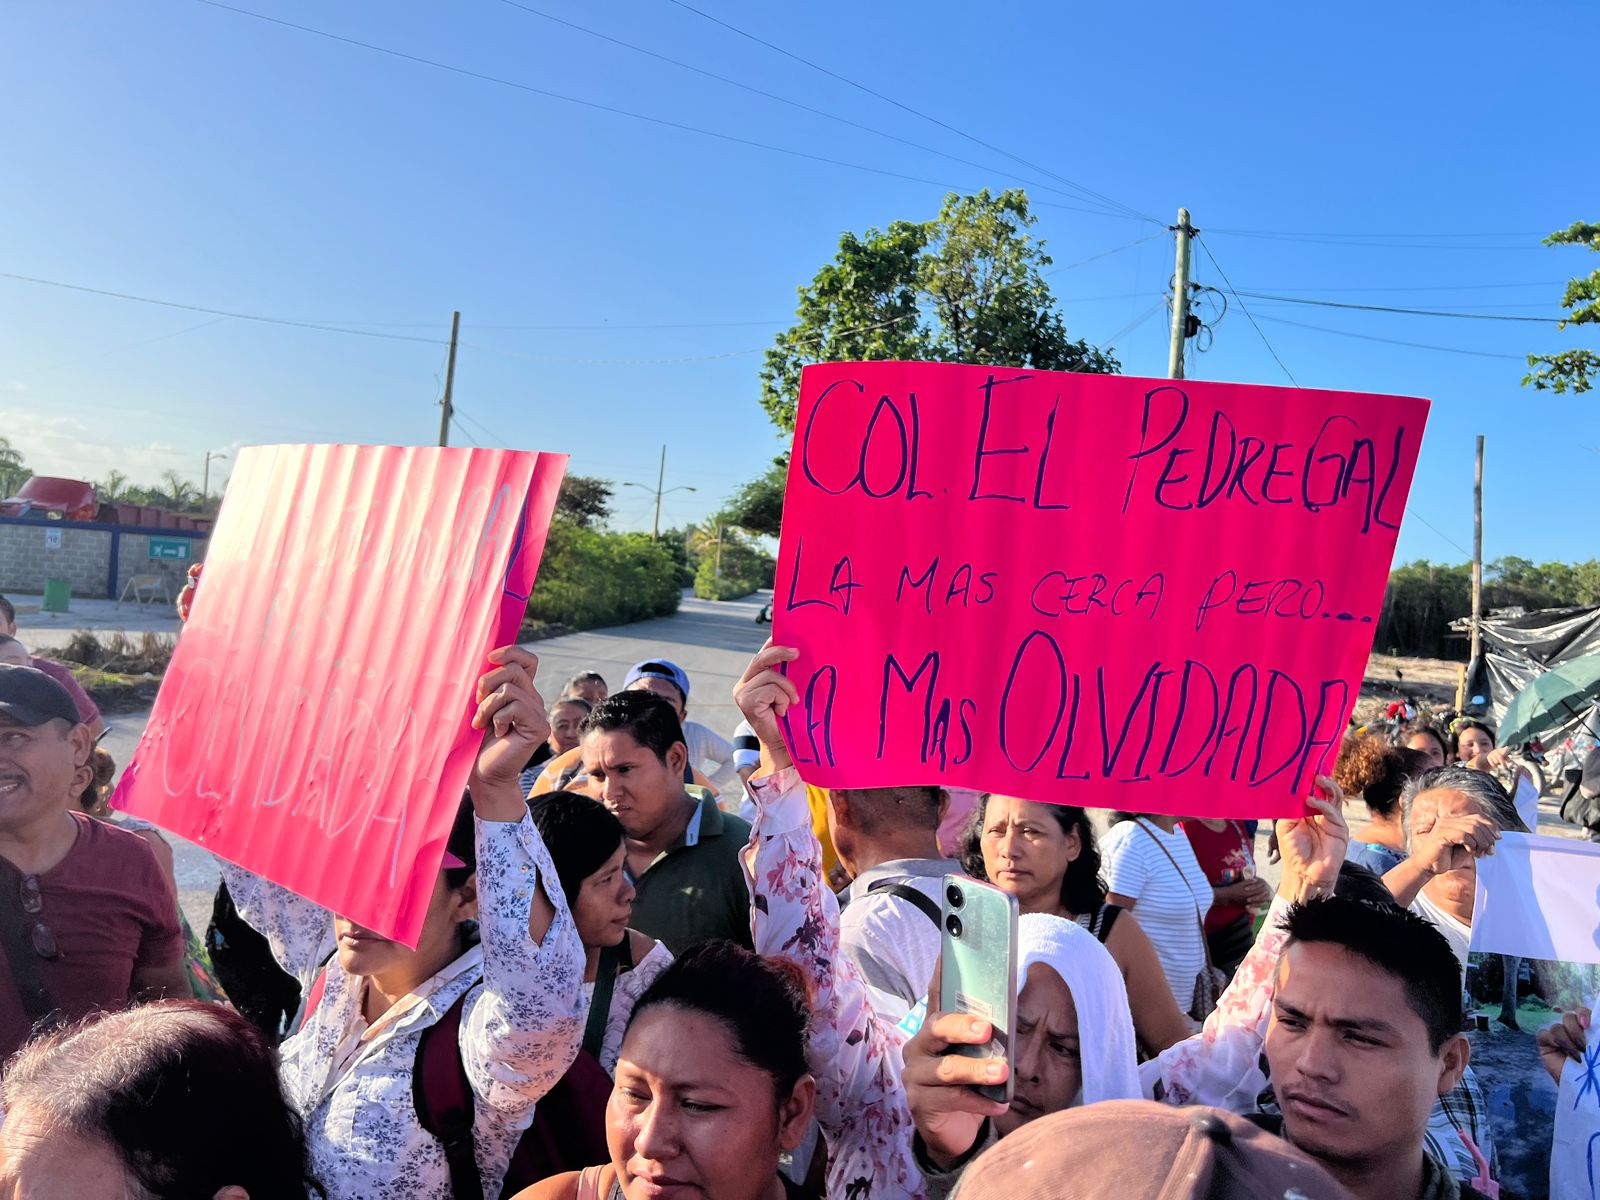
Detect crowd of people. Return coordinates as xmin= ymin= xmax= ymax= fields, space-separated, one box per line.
xmin=0 ymin=581 xmax=1593 ymax=1200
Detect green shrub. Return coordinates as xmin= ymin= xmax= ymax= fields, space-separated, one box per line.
xmin=693 ymin=535 xmax=770 ymax=601
xmin=527 ymin=520 xmax=681 ymax=630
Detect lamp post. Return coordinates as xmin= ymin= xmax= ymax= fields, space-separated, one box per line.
xmin=622 ymin=445 xmax=696 ymax=541
xmin=203 ymin=450 xmax=228 ymax=499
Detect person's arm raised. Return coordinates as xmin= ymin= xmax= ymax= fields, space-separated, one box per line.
xmin=459 ymin=645 xmax=588 ymax=1116
xmin=732 ymin=642 xmax=924 ymax=1198
xmin=1381 ymin=809 xmax=1500 ymax=908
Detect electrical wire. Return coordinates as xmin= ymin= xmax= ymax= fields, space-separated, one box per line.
xmin=660 ymin=0 xmax=1158 ymax=224
xmin=1099 ymin=302 xmax=1164 ymax=351
xmin=1235 ymin=292 xmax=1561 ymax=324
xmin=1204 ymin=231 xmax=1539 ymax=251
xmin=449 ymin=415 xmax=482 ymax=447
xmin=1242 ymin=280 xmax=1564 ymax=295
xmin=1207 ymin=225 xmax=1548 ymax=240
xmin=1195 ymin=240 xmax=1299 ymax=386
xmin=494 ymin=0 xmax=1140 ymax=217
xmin=1251 ymin=314 xmax=1527 ymax=362
xmin=0 ymin=270 xmax=451 ymax=346
xmin=1403 ymin=509 xmax=1473 ymax=558
xmin=192 ymin=0 xmax=1009 ymax=198
xmin=1043 ymin=230 xmax=1166 ymax=276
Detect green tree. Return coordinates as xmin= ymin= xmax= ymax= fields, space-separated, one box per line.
xmin=723 ymin=458 xmax=787 ymax=538
xmin=758 ymin=189 xmax=1116 ymax=433
xmin=157 ymin=470 xmax=200 ymax=511
xmin=1524 ymin=220 xmax=1600 ymax=394
xmin=554 ymin=474 xmax=614 ymax=529
xmin=0 ymin=436 xmax=29 ymax=498
xmin=97 ymin=470 xmax=130 ymax=503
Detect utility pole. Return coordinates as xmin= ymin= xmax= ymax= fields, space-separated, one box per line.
xmin=623 ymin=445 xmax=696 ymax=540
xmin=1470 ymin=434 xmax=1485 ymax=668
xmin=202 ymin=450 xmax=227 ymax=499
xmin=437 ymin=310 xmax=461 ymax=448
xmin=1167 ymin=208 xmax=1196 ymax=380
xmin=651 ymin=445 xmax=667 ymax=541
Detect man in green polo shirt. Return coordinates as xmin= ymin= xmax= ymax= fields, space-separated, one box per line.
xmin=579 ymin=690 xmax=753 ymax=953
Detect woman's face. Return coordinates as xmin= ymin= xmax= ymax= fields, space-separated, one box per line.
xmin=574 ymin=844 xmax=634 ymax=949
xmin=995 ymin=963 xmax=1082 ymax=1137
xmin=334 ymin=871 xmax=475 ymax=982
xmin=1456 ymin=726 xmax=1495 ymax=763
xmin=1404 ymin=732 xmax=1446 ymax=771
xmin=980 ymin=795 xmax=1080 ymax=915
xmin=609 ymin=1007 xmax=813 ymax=1200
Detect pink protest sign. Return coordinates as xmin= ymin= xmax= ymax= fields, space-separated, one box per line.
xmin=773 ymin=363 xmax=1428 ymax=817
xmin=113 ymin=444 xmax=566 ymax=944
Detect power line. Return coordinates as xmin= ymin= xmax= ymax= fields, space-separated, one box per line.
xmin=660 ymin=0 xmax=1158 ymax=224
xmin=1099 ymin=302 xmax=1164 ymax=350
xmin=449 ymin=415 xmax=482 ymax=447
xmin=493 ymin=0 xmax=1139 ymax=217
xmin=1043 ymin=230 xmax=1166 ymax=276
xmin=1209 ymin=225 xmax=1547 ymax=240
xmin=1195 ymin=240 xmax=1299 ymax=386
xmin=1404 ymin=508 xmax=1473 ymax=558
xmin=1236 ymin=291 xmax=1561 ymax=324
xmin=1206 ymin=230 xmax=1538 ymax=251
xmin=192 ymin=0 xmax=1007 ymax=198
xmin=1253 ymin=314 xmax=1528 ymax=361
xmin=0 ymin=270 xmax=451 ymax=346
xmin=1242 ymin=280 xmax=1563 ymax=295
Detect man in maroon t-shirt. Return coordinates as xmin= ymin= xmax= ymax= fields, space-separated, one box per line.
xmin=0 ymin=663 xmax=184 ymax=1060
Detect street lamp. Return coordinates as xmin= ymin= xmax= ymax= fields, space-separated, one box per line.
xmin=203 ymin=450 xmax=228 ymax=499
xmin=622 ymin=445 xmax=696 ymax=541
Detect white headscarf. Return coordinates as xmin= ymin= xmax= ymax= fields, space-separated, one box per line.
xmin=1017 ymin=913 xmax=1141 ymax=1105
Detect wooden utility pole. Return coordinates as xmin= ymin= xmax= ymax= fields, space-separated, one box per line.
xmin=1167 ymin=208 xmax=1196 ymax=379
xmin=437 ymin=311 xmax=461 ymax=448
xmin=651 ymin=444 xmax=667 ymax=541
xmin=1470 ymin=434 xmax=1485 ymax=666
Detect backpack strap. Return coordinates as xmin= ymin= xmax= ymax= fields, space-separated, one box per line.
xmin=865 ymin=878 xmax=942 ymax=927
xmin=412 ymin=989 xmax=485 ymax=1200
xmin=0 ymin=858 xmax=59 ymax=1032
xmin=1088 ymin=899 xmax=1122 ymax=944
xmin=582 ymin=940 xmax=625 ymax=1062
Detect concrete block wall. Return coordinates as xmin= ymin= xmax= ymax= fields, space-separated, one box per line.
xmin=0 ymin=524 xmax=112 ymax=596
xmin=115 ymin=533 xmax=207 ymax=598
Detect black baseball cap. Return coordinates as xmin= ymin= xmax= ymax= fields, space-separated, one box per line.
xmin=0 ymin=664 xmax=82 ymax=727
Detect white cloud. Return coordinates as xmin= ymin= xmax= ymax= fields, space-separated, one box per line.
xmin=0 ymin=408 xmax=193 ymax=486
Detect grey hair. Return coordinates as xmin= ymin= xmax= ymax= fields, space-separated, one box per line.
xmin=1402 ymin=764 xmax=1529 ymax=843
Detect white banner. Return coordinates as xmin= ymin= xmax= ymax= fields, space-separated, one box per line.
xmin=1471 ymin=833 xmax=1600 ymax=965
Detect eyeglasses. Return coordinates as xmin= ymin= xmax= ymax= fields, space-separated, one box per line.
xmin=19 ymin=874 xmax=59 ymax=960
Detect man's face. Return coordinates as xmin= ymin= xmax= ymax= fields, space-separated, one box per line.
xmin=549 ymin=701 xmax=587 ymax=755
xmin=1409 ymin=788 xmax=1483 ymax=914
xmin=0 ymin=716 xmax=89 ymax=834
xmin=582 ymin=728 xmax=687 ymax=841
xmin=1265 ymin=942 xmax=1466 ymax=1173
xmin=627 ymin=677 xmax=686 ymax=719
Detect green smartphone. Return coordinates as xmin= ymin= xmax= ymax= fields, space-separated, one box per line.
xmin=938 ymin=874 xmax=1019 ymax=1105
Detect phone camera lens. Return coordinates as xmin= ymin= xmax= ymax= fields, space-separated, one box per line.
xmin=946 ymin=885 xmax=965 ymax=909
xmin=946 ymin=914 xmax=963 ymax=938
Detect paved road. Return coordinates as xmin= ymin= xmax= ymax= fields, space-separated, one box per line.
xmin=27 ymin=591 xmax=771 ymax=928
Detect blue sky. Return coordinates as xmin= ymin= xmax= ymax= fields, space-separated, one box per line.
xmin=1 ymin=0 xmax=1594 ymax=562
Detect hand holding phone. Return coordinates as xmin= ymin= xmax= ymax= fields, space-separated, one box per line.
xmin=938 ymin=876 xmax=1018 ymax=1105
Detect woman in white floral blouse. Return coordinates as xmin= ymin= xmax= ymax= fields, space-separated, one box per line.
xmin=222 ymin=646 xmax=587 ymax=1200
